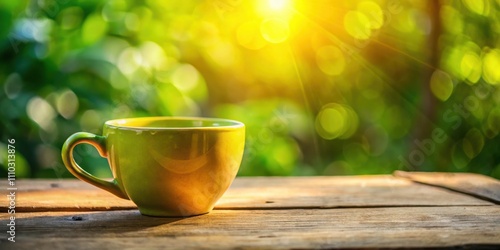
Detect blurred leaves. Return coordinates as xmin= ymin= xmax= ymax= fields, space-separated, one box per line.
xmin=0 ymin=0 xmax=499 ymax=179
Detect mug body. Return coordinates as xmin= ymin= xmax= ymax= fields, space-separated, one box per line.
xmin=104 ymin=117 xmax=245 ymax=216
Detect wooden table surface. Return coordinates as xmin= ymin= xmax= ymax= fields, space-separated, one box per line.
xmin=1 ymin=171 xmax=499 ymax=249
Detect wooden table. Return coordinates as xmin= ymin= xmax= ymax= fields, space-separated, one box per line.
xmin=1 ymin=171 xmax=499 ymax=249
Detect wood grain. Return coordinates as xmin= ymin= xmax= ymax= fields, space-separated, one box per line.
xmin=394 ymin=171 xmax=500 ymax=203
xmin=0 ymin=176 xmax=494 ymax=212
xmin=1 ymin=207 xmax=499 ymax=249
xmin=2 ymin=179 xmax=136 ymax=211
xmin=1 ymin=175 xmax=499 ymax=249
xmin=218 ymin=175 xmax=494 ymax=209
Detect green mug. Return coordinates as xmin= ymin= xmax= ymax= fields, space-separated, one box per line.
xmin=61 ymin=117 xmax=245 ymax=217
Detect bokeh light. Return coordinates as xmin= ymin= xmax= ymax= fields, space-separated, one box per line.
xmin=56 ymin=89 xmax=79 ymax=119
xmin=460 ymin=49 xmax=482 ymax=84
xmin=58 ymin=7 xmax=84 ymax=30
xmin=138 ymin=41 xmax=166 ymax=70
xmin=3 ymin=73 xmax=22 ymax=99
xmin=482 ymin=49 xmax=500 ymax=85
xmin=462 ymin=0 xmax=488 ymax=16
xmin=205 ymin=40 xmax=238 ymax=68
xmin=315 ymin=103 xmax=358 ymax=140
xmin=462 ymin=128 xmax=484 ymax=159
xmin=441 ymin=5 xmax=463 ymax=34
xmin=260 ymin=18 xmax=290 ymax=43
xmin=430 ymin=70 xmax=454 ymax=101
xmin=487 ymin=107 xmax=500 ymax=137
xmin=171 ymin=64 xmax=200 ymax=93
xmin=316 ymin=46 xmax=346 ymax=76
xmin=81 ymin=14 xmax=107 ymax=45
xmin=27 ymin=97 xmax=56 ymax=131
xmin=118 ymin=47 xmax=143 ymax=76
xmin=357 ymin=1 xmax=384 ymax=29
xmin=343 ymin=1 xmax=384 ymax=40
xmin=344 ymin=11 xmax=372 ymax=40
xmin=237 ymin=21 xmax=267 ymax=50
xmin=80 ymin=110 xmax=103 ymax=134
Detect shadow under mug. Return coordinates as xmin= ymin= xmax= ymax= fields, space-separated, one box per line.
xmin=61 ymin=117 xmax=245 ymax=217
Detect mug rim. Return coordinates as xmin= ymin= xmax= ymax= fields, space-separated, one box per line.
xmin=104 ymin=116 xmax=244 ymax=131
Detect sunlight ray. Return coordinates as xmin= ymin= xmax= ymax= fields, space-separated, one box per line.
xmin=292 ymin=7 xmax=440 ymax=129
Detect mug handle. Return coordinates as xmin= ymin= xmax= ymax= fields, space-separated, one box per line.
xmin=61 ymin=132 xmax=128 ymax=199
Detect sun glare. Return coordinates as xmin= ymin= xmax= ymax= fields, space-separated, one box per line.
xmin=269 ymin=0 xmax=288 ymax=12
xmin=254 ymin=0 xmax=293 ymax=43
xmin=258 ymin=0 xmax=292 ymax=17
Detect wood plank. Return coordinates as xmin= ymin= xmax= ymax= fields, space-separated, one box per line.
xmin=218 ymin=176 xmax=494 ymax=209
xmin=1 ymin=176 xmax=493 ymax=212
xmin=3 ymin=179 xmax=136 ymax=211
xmin=394 ymin=171 xmax=500 ymax=203
xmin=1 ymin=206 xmax=499 ymax=249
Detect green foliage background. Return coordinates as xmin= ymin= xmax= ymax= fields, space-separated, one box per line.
xmin=1 ymin=0 xmax=499 ymax=179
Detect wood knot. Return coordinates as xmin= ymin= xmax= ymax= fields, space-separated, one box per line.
xmin=71 ymin=216 xmax=83 ymax=221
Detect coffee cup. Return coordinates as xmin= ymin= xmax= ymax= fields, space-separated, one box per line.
xmin=61 ymin=117 xmax=245 ymax=217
